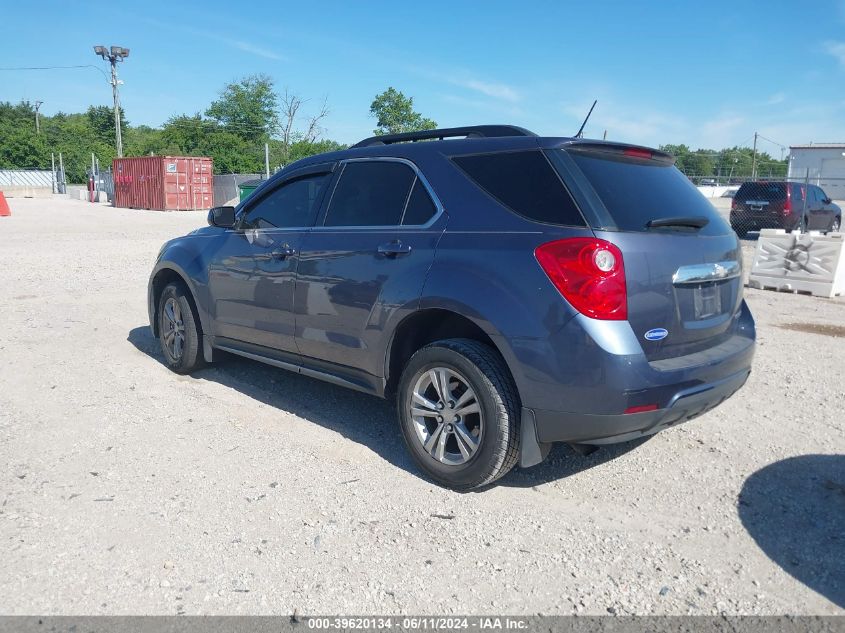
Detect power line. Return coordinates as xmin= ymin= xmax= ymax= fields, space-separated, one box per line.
xmin=0 ymin=64 xmax=110 ymax=80
xmin=755 ymin=133 xmax=786 ymax=149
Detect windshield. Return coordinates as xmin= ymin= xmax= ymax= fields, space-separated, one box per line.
xmin=565 ymin=149 xmax=730 ymax=235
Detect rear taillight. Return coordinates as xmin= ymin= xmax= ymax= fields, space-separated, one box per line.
xmin=534 ymin=238 xmax=627 ymax=320
xmin=731 ymin=198 xmax=737 ymax=210
xmin=783 ymin=195 xmax=792 ymax=216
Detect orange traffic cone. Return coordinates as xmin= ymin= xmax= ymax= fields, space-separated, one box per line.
xmin=0 ymin=191 xmax=10 ymax=217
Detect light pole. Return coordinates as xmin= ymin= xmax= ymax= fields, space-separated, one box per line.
xmin=93 ymin=45 xmax=130 ymax=157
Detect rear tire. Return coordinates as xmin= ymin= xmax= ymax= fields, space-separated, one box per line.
xmin=157 ymin=282 xmax=205 ymax=374
xmin=397 ymin=338 xmax=520 ymax=490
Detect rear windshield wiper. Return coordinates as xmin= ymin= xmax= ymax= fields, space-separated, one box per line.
xmin=646 ymin=216 xmax=709 ymax=230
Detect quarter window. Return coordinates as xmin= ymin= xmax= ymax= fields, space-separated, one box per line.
xmin=324 ymin=161 xmax=416 ymax=227
xmin=241 ymin=173 xmax=330 ymax=229
xmin=452 ymin=150 xmax=585 ymax=226
xmin=402 ymin=179 xmax=438 ymax=225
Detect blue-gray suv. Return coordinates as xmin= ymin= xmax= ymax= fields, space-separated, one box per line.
xmin=148 ymin=125 xmax=755 ymax=489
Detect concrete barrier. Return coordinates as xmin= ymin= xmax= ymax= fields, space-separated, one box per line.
xmin=697 ymin=185 xmax=738 ymax=198
xmin=1 ymin=185 xmax=52 ymax=199
xmin=748 ymin=229 xmax=845 ymax=297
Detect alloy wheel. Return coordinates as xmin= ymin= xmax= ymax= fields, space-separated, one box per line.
xmin=162 ymin=297 xmax=186 ymax=361
xmin=409 ymin=367 xmax=483 ymax=465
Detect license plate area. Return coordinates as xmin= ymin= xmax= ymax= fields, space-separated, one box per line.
xmin=693 ymin=283 xmax=721 ymax=319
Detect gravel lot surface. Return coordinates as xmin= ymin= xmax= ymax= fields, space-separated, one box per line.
xmin=1 ymin=197 xmax=843 ymax=615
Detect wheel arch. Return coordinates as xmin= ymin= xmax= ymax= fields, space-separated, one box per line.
xmin=149 ymin=266 xmax=207 ymax=339
xmin=383 ymin=308 xmax=518 ymax=400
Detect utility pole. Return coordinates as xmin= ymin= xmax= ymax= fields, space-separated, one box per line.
xmin=93 ymin=45 xmax=130 ymax=157
xmin=751 ymin=132 xmax=758 ymax=180
xmin=34 ymin=100 xmax=43 ymax=134
xmin=264 ymin=143 xmax=270 ymax=179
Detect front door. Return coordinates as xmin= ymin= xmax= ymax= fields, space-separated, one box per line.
xmin=207 ymin=166 xmax=335 ymax=356
xmin=294 ymin=159 xmax=445 ymax=381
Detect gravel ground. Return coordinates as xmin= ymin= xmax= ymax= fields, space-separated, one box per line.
xmin=0 ymin=197 xmax=843 ymax=615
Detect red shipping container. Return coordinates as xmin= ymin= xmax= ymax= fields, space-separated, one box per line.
xmin=112 ymin=156 xmax=213 ymax=211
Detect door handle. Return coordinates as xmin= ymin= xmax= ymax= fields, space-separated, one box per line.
xmin=378 ymin=241 xmax=412 ymax=257
xmin=270 ymin=244 xmax=297 ymax=260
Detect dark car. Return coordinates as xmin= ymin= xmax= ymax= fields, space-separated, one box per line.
xmin=730 ymin=181 xmax=841 ymax=236
xmin=149 ymin=125 xmax=755 ymax=490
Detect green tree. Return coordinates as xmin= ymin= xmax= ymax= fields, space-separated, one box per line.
xmin=86 ymin=105 xmax=127 ymax=146
xmin=206 ymin=74 xmax=278 ymax=141
xmin=369 ymin=87 xmax=437 ymax=135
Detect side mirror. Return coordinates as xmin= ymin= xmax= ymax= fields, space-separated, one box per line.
xmin=207 ymin=206 xmax=236 ymax=228
xmin=824 ymin=197 xmax=832 ymax=204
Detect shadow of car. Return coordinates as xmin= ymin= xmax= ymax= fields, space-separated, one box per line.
xmin=738 ymin=454 xmax=845 ymax=608
xmin=128 ymin=325 xmax=648 ymax=491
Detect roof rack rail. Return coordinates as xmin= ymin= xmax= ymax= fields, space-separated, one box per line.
xmin=351 ymin=125 xmax=536 ymax=149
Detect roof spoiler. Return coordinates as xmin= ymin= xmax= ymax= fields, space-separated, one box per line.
xmin=352 ymin=125 xmax=536 ymax=149
xmin=563 ymin=140 xmax=676 ymax=165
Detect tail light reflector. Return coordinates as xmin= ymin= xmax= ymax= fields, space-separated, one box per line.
xmin=783 ymin=194 xmax=792 ymax=216
xmin=624 ymin=404 xmax=659 ymax=414
xmin=534 ymin=238 xmax=627 ymax=320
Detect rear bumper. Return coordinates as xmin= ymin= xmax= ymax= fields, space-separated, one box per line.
xmin=531 ymin=366 xmax=750 ymax=445
xmin=505 ymin=301 xmax=755 ymax=455
xmin=730 ymin=211 xmax=795 ymax=231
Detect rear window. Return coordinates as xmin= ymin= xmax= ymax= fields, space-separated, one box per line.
xmin=567 ymin=150 xmax=727 ymax=234
xmin=736 ymin=182 xmax=787 ymax=201
xmin=452 ymin=150 xmax=586 ymax=226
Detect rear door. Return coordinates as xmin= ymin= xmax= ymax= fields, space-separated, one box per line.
xmin=808 ymin=186 xmax=830 ymax=230
xmin=294 ymin=159 xmax=444 ymax=382
xmin=558 ymin=146 xmax=743 ymax=361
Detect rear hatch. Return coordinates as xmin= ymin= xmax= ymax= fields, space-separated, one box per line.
xmin=733 ymin=182 xmax=787 ymax=218
xmin=556 ymin=144 xmax=743 ymax=361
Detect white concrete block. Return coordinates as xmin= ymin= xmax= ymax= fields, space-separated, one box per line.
xmin=748 ymin=229 xmax=845 ymax=297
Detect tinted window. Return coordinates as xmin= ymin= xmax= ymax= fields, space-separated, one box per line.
xmin=242 ymin=173 xmax=330 ymax=229
xmin=324 ymin=161 xmax=415 ymax=227
xmin=568 ymin=150 xmax=728 ymax=235
xmin=452 ymin=150 xmax=585 ymax=226
xmin=736 ymin=182 xmax=786 ymax=201
xmin=791 ymin=183 xmax=805 ymax=203
xmin=402 ymin=179 xmax=437 ymax=225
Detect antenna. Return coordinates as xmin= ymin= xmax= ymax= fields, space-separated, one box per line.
xmin=575 ymin=100 xmax=597 ymax=138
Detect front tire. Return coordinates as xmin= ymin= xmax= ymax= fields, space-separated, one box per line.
xmin=829 ymin=216 xmax=841 ymax=233
xmin=397 ymin=339 xmax=520 ymax=490
xmin=157 ymin=282 xmax=205 ymax=374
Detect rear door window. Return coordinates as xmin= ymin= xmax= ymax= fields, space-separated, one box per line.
xmin=566 ymin=149 xmax=729 ymax=235
xmin=452 ymin=150 xmax=585 ymax=226
xmin=324 ymin=161 xmax=416 ymax=227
